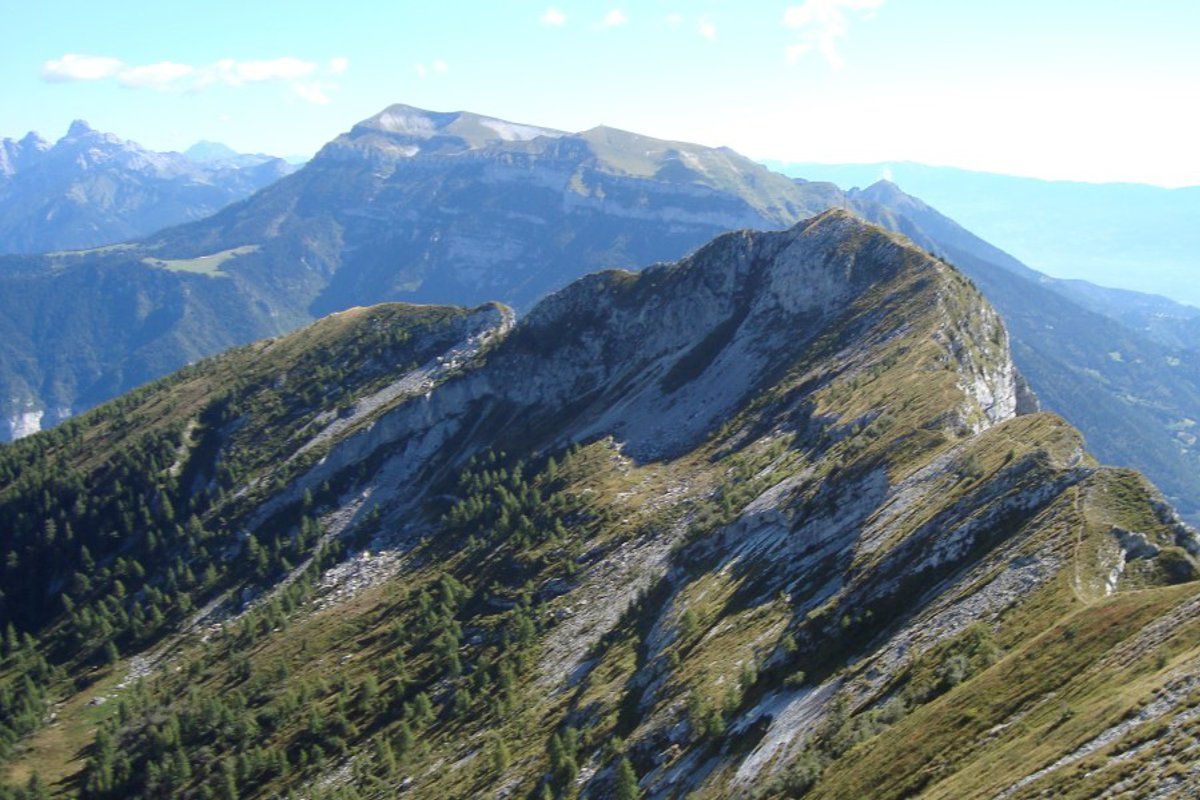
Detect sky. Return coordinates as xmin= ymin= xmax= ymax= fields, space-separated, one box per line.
xmin=3 ymin=0 xmax=1198 ymax=186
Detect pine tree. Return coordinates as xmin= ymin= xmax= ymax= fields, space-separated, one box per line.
xmin=173 ymin=748 xmax=192 ymax=782
xmin=395 ymin=721 xmax=415 ymax=758
xmin=26 ymin=771 xmax=50 ymax=800
xmin=412 ymin=691 xmax=433 ymax=723
xmin=217 ymin=760 xmax=239 ymax=800
xmin=614 ymin=757 xmax=641 ymax=800
xmin=3 ymin=622 xmax=19 ymax=656
xmin=374 ymin=737 xmax=396 ymax=776
xmin=679 ymin=608 xmax=698 ymax=642
xmin=549 ymin=728 xmax=579 ymax=790
xmin=492 ymin=735 xmax=511 ymax=774
xmin=355 ymin=674 xmax=380 ymax=714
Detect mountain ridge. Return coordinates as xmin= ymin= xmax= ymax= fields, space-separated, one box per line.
xmin=820 ymin=179 xmax=1200 ymax=522
xmin=767 ymin=159 xmax=1200 ymax=306
xmin=4 ymin=212 xmax=1200 ymax=798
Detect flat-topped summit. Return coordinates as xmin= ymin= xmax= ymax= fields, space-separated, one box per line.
xmin=345 ymin=103 xmax=565 ymax=151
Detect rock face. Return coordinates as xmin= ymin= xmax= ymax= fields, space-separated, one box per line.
xmin=1 ymin=404 xmax=73 ymax=440
xmin=302 ymin=210 xmax=1018 ymax=484
xmin=4 ymin=408 xmax=42 ymax=440
xmin=7 ymin=211 xmax=1198 ymax=798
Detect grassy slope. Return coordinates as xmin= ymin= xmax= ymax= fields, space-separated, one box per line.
xmin=806 ymin=479 xmax=1200 ymax=800
xmin=0 ymin=302 xmax=479 ymax=790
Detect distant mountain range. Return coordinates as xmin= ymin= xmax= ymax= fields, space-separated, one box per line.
xmin=184 ymin=139 xmax=310 ymax=168
xmin=767 ymin=160 xmax=1200 ymax=308
xmin=0 ymin=104 xmax=1196 ymax=523
xmin=0 ymin=121 xmax=297 ymax=255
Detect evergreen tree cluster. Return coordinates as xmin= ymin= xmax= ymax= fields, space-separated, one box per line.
xmin=0 ymin=305 xmax=470 ymax=771
xmin=69 ymin=447 xmax=588 ymax=799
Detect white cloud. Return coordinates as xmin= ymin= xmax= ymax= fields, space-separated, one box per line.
xmin=41 ymin=54 xmax=123 ymax=82
xmin=665 ymin=12 xmax=684 ymax=28
xmin=782 ymin=0 xmax=884 ymax=68
xmin=698 ymin=17 xmax=718 ymax=40
xmin=292 ymin=82 xmax=332 ymax=105
xmin=205 ymin=57 xmax=316 ymax=87
xmin=39 ymin=53 xmax=347 ymax=103
xmin=115 ymin=61 xmax=195 ymax=90
xmin=541 ymin=7 xmax=567 ymax=26
xmin=601 ymin=9 xmax=628 ymax=28
xmin=785 ymin=42 xmax=814 ymax=63
xmin=414 ymin=60 xmax=449 ymax=79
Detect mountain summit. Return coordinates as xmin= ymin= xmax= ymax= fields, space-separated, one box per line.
xmin=3 ymin=212 xmax=1197 ymax=798
xmin=65 ymin=119 xmax=95 ymax=138
xmin=348 ymin=103 xmax=565 ymax=149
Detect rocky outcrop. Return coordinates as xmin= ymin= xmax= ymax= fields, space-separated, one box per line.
xmin=3 ymin=409 xmax=42 ymax=440
xmin=276 ymin=211 xmax=1024 ymax=528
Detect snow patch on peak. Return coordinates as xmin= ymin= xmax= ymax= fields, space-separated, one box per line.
xmin=381 ymin=144 xmax=420 ymax=159
xmin=677 ymin=149 xmax=711 ymax=177
xmin=478 ymin=118 xmax=561 ymax=142
xmin=372 ymin=109 xmax=439 ymax=136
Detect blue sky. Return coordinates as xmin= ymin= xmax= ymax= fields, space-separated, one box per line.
xmin=3 ymin=0 xmax=1198 ymax=185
